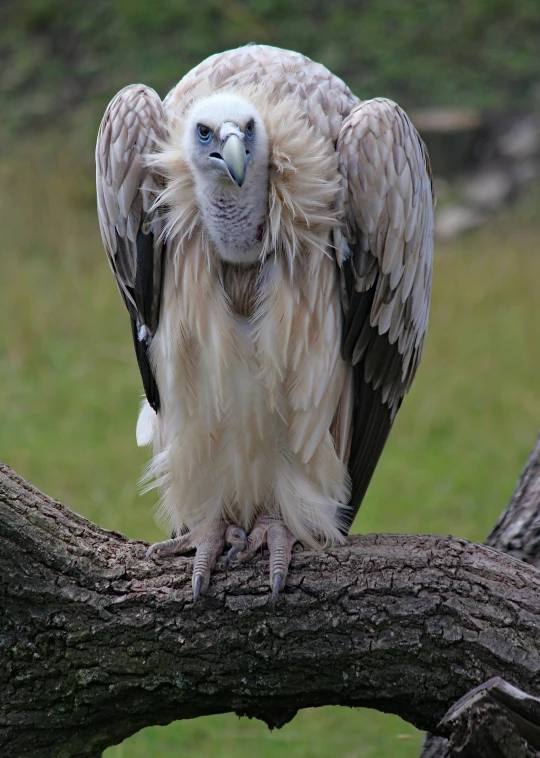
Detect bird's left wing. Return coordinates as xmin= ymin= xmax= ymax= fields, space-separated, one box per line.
xmin=96 ymin=84 xmax=167 ymax=412
xmin=336 ymin=98 xmax=435 ymax=532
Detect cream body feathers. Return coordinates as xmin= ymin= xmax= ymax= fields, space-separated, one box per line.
xmin=96 ymin=45 xmax=434 ymax=552
xmin=140 ymin=87 xmax=351 ymax=548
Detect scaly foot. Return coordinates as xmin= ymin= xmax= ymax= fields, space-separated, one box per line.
xmin=228 ymin=515 xmax=298 ymax=603
xmin=146 ymin=522 xmax=248 ymax=601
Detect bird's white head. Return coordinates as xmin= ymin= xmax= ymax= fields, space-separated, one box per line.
xmin=183 ymin=92 xmax=270 ymax=264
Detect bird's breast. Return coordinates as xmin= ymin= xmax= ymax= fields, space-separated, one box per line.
xmin=149 ymin=242 xmax=349 ymax=537
xmin=220 ymin=261 xmax=261 ymax=317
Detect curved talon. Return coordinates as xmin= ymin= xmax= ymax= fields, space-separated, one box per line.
xmin=225 ymin=545 xmax=241 ymax=570
xmin=193 ymin=574 xmax=203 ymax=603
xmin=224 ymin=527 xmax=248 ymax=570
xmin=271 ymin=570 xmax=284 ymax=605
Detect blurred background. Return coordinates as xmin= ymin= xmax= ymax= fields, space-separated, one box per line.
xmin=1 ymin=1 xmax=540 ymax=756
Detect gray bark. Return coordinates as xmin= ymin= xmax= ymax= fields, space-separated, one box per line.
xmin=2 ymin=456 xmax=540 ymax=758
xmin=438 ymin=677 xmax=540 ymax=757
xmin=440 ymin=702 xmax=537 ymax=758
xmin=487 ymin=434 xmax=540 ymax=566
xmin=420 ymin=434 xmax=540 ymax=758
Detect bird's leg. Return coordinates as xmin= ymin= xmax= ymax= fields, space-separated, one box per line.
xmin=232 ymin=515 xmax=298 ymax=603
xmin=146 ymin=523 xmax=248 ymax=601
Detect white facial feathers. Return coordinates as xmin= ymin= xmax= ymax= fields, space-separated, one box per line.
xmin=179 ymin=93 xmax=270 ymax=264
xmin=185 ymin=92 xmax=263 ymax=131
xmin=150 ymin=85 xmax=340 ymax=272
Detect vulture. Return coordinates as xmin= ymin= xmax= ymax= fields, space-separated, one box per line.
xmin=96 ymin=44 xmax=434 ymax=602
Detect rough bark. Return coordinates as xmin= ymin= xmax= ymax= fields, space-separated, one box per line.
xmin=2 ymin=460 xmax=540 ymax=758
xmin=420 ymin=434 xmax=540 ymax=758
xmin=438 ymin=677 xmax=540 ymax=757
xmin=442 ymin=702 xmax=537 ymax=758
xmin=487 ymin=434 xmax=540 ymax=567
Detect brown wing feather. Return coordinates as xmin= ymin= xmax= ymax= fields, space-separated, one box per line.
xmin=337 ymin=98 xmax=435 ymax=532
xmin=96 ymin=84 xmax=167 ymax=410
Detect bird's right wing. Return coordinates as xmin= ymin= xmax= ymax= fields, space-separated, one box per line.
xmin=96 ymin=84 xmax=167 ymax=411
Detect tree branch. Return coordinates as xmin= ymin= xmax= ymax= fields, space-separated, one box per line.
xmin=487 ymin=434 xmax=540 ymax=567
xmin=2 ymin=460 xmax=540 ymax=758
xmin=420 ymin=433 xmax=540 ymax=758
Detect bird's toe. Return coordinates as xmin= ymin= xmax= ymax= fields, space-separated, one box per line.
xmin=190 ymin=522 xmax=228 ymax=601
xmin=267 ymin=520 xmax=297 ymax=604
xmin=146 ymin=522 xmax=231 ymax=602
xmin=145 ymin=533 xmax=195 ymax=560
xmin=232 ymin=515 xmax=298 ymax=602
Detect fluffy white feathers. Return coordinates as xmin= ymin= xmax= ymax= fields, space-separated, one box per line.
xmin=140 ymin=86 xmax=351 ymax=548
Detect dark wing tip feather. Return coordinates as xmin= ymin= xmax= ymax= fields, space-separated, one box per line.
xmin=339 ymin=271 xmax=398 ymax=534
xmin=339 ymin=376 xmax=394 ymax=534
xmin=135 ymin=227 xmax=163 ymax=334
xmin=130 ymin=317 xmax=160 ymax=412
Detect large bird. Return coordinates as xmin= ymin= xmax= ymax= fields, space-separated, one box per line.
xmin=96 ymin=45 xmax=434 ymax=602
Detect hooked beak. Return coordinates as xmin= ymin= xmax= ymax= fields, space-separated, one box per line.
xmin=221 ymin=133 xmax=247 ymax=187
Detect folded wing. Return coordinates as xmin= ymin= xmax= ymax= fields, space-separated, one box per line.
xmin=96 ymin=84 xmax=167 ymax=411
xmin=337 ymin=98 xmax=435 ymax=531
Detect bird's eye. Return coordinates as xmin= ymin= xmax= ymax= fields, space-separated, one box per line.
xmin=197 ymin=124 xmax=213 ymax=143
xmin=245 ymin=120 xmax=255 ymax=139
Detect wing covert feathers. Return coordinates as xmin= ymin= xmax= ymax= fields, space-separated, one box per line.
xmin=96 ymin=84 xmax=167 ymax=410
xmin=337 ymin=97 xmax=434 ymax=530
xmin=163 ymin=45 xmax=357 ymax=145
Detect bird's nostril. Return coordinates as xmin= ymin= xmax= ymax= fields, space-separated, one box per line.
xmin=209 ymin=152 xmax=222 ymax=159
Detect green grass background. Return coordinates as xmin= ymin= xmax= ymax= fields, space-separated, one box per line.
xmin=3 ymin=0 xmax=540 ymax=140
xmin=1 ymin=132 xmax=539 ymax=756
